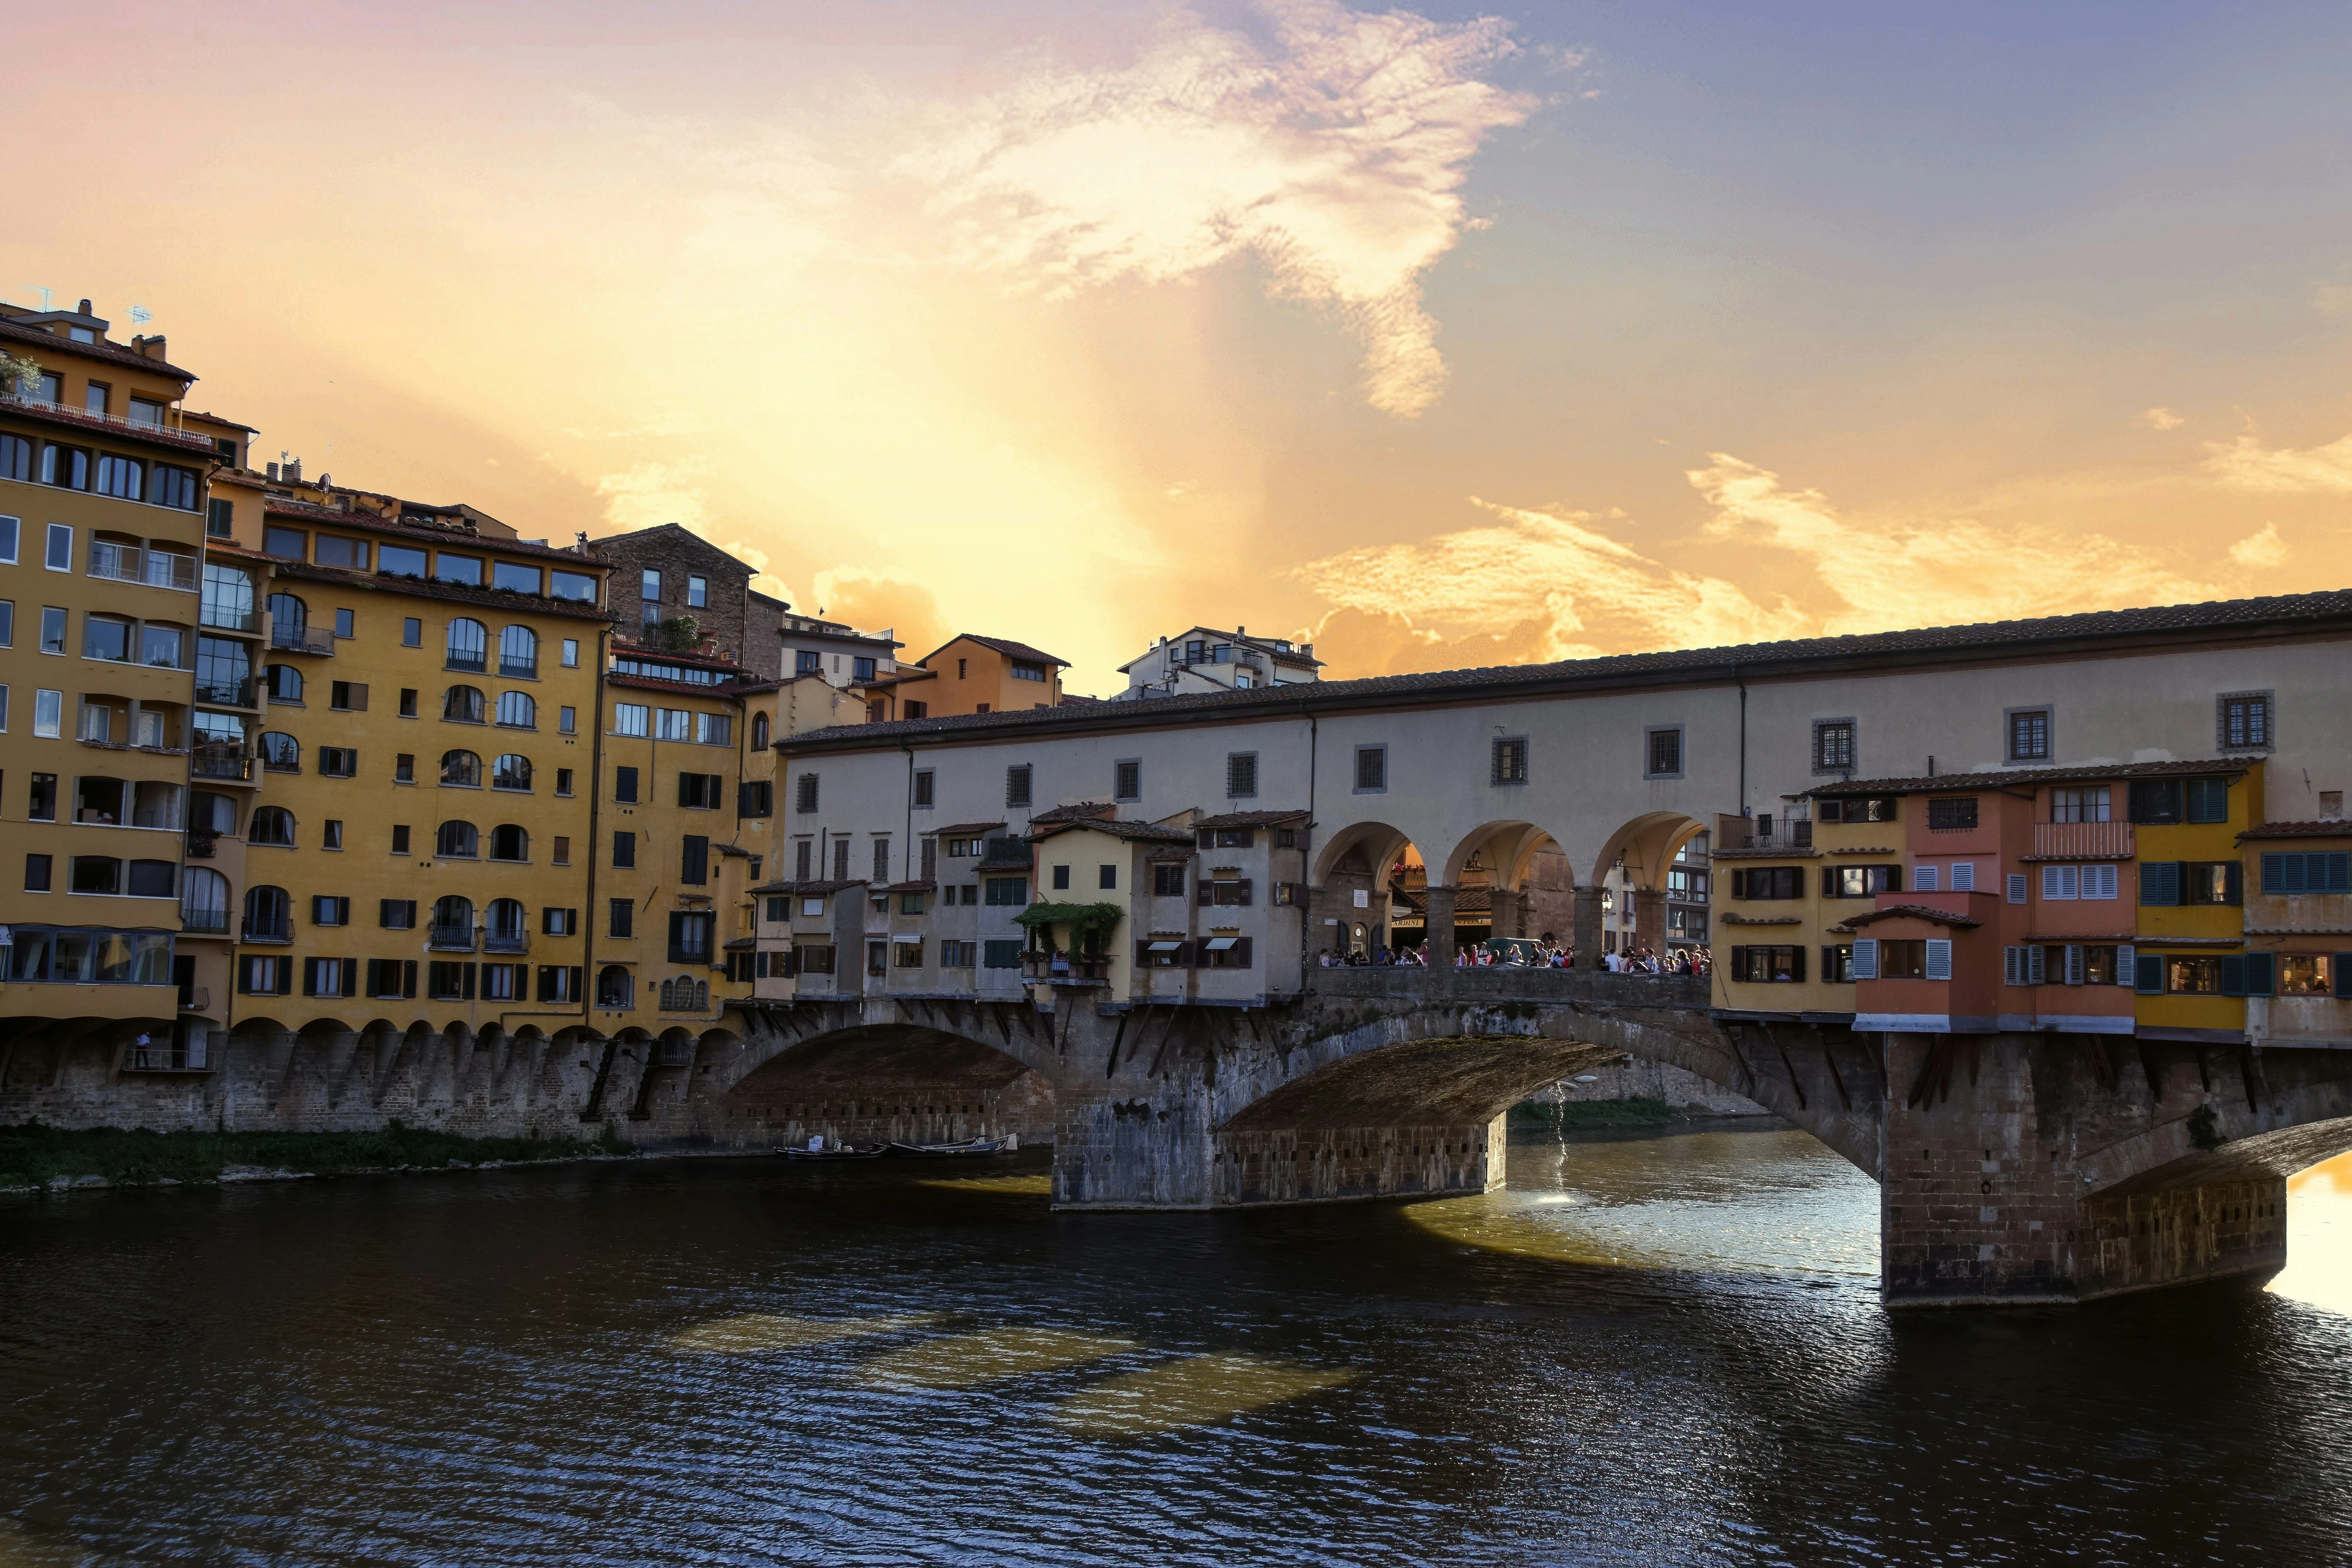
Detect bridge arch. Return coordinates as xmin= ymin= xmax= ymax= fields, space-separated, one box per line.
xmin=715 ymin=1004 xmax=1062 ymax=1150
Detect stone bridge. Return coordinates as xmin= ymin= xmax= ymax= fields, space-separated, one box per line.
xmin=669 ymin=969 xmax=2352 ymax=1308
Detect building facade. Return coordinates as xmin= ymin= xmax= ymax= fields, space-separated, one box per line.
xmin=1115 ymin=626 xmax=1322 ymax=699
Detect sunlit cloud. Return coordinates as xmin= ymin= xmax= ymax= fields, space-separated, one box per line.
xmin=2203 ymin=430 xmax=2352 ymax=494
xmin=595 ymin=461 xmax=713 ymax=534
xmin=2230 ymin=522 xmax=2288 ymax=568
xmin=898 ymin=0 xmax=1531 ymax=415
xmin=2142 ymin=406 xmax=2185 ymax=430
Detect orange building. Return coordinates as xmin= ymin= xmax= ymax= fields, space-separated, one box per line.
xmin=902 ymin=634 xmax=1069 ymax=718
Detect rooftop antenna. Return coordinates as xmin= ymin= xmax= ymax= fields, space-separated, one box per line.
xmin=34 ymin=287 xmax=52 ymax=311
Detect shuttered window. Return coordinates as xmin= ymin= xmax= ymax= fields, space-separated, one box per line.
xmin=2260 ymin=851 xmax=2352 ymax=893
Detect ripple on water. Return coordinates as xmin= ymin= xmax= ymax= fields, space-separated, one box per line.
xmin=662 ymin=1312 xmax=943 ymax=1355
xmin=1054 ymin=1354 xmax=1356 ymax=1436
xmin=854 ymin=1327 xmax=1140 ymax=1388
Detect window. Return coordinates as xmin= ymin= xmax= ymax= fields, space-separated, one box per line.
xmin=1821 ymin=944 xmax=1856 ymax=983
xmin=496 ymin=691 xmax=536 ymax=728
xmin=1051 ymin=864 xmax=1071 ymax=891
xmin=499 ymin=625 xmax=537 ymax=677
xmin=446 ymin=618 xmax=488 ymax=671
xmin=0 ymin=513 xmax=14 ymax=560
xmin=610 ymin=898 xmax=634 ymax=939
xmin=1913 ymin=866 xmax=1938 ymax=893
xmin=1729 ymin=946 xmax=1806 ymax=983
xmin=34 ymin=688 xmax=61 ymax=737
xmin=2259 ymin=852 xmax=2352 ymax=894
xmin=427 ymin=961 xmax=475 ymax=1000
xmin=372 ymin=544 xmax=426 ymax=579
xmin=44 ymin=524 xmax=72 ymax=571
xmin=139 ymin=624 xmax=184 ymax=670
xmin=83 ymin=615 xmax=131 ymax=662
xmin=399 ymin=688 xmax=418 ymax=718
xmin=684 ymin=574 xmax=707 ymax=608
xmin=696 ymin=713 xmax=731 ymax=746
xmin=437 ymin=820 xmax=480 ymax=858
xmin=2128 ymin=780 xmax=2182 ymax=824
xmin=985 ymin=877 xmax=1029 ymax=906
xmin=612 ymin=831 xmax=636 ymax=869
xmin=2279 ymin=955 xmax=2338 ymax=996
xmin=2006 ymin=707 xmax=2051 ymax=763
xmin=544 ymin=907 xmax=578 ymax=936
xmin=2185 ymin=778 xmax=2230 ymax=824
xmin=312 ymin=895 xmax=350 ymax=926
xmin=435 ymin=554 xmax=483 ymax=586
xmin=1201 ymin=879 xmax=1253 ymax=907
xmin=678 ymin=772 xmax=722 ymax=809
xmin=2182 ymin=862 xmax=2240 ymax=906
xmin=443 ymin=685 xmax=485 ymax=723
xmin=263 ymin=662 xmax=303 ymax=702
xmin=1812 ymin=719 xmax=1855 ymax=773
xmin=242 ymin=885 xmax=292 ymax=941
xmin=905 ymin=701 xmax=927 ymax=720
xmin=441 ymin=750 xmax=481 ymax=787
xmin=559 ymin=706 xmax=576 ymax=735
xmin=668 ymin=911 xmax=714 ymax=963
xmin=42 ymin=447 xmax=88 ymax=491
xmin=24 ymin=854 xmax=51 ymax=891
xmin=562 ymin=639 xmax=580 ymax=668
xmin=1731 ymin=866 xmax=1804 ymax=900
xmin=1643 ymin=727 xmax=1681 ymax=779
xmin=39 ymin=607 xmax=65 ymax=655
xmin=392 ymin=826 xmax=412 ymax=855
xmin=795 ymin=650 xmax=822 ymax=676
xmin=2050 ymin=786 xmax=2111 ymax=824
xmin=551 ymin=570 xmax=597 ymax=603
xmin=493 ymin=754 xmax=532 ymax=791
xmin=485 ymin=824 xmax=527 ymax=862
xmin=28 ymin=773 xmax=56 ymax=822
xmin=330 ymin=680 xmax=367 ymax=711
xmin=1353 ymin=746 xmax=1387 ymax=792
xmin=2166 ymin=957 xmax=2224 ymax=995
xmin=367 ymin=958 xmax=417 ymax=999
xmin=2218 ymin=692 xmax=2272 ymax=751
xmin=615 ymin=703 xmax=648 ymax=737
xmin=403 ymin=617 xmax=422 ymax=648
xmin=1099 ymin=864 xmax=1118 ymax=891
xmin=1227 ymin=753 xmax=1258 ymax=798
xmin=1007 ymin=764 xmax=1033 ymax=808
xmin=641 ymin=569 xmax=662 ymax=614
xmin=239 ymin=955 xmax=291 ymax=996
xmin=259 ymin=731 xmax=301 ymax=772
xmin=681 ymin=835 xmax=709 ymax=884
xmin=318 ymin=747 xmax=357 ymax=778
xmin=982 ymin=939 xmax=1024 ymax=969
xmin=1824 ymin=865 xmax=1901 ymax=898
xmin=493 ymin=562 xmax=541 ymax=595
xmin=1925 ymin=797 xmax=1978 ymax=831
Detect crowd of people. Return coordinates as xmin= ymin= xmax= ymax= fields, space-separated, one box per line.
xmin=1315 ymin=940 xmax=1712 ymax=975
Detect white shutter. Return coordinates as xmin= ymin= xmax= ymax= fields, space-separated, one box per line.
xmin=2007 ymin=873 xmax=2028 ymax=904
xmin=1951 ymin=861 xmax=1975 ymax=892
xmin=2042 ymin=865 xmax=2079 ymax=900
xmin=1915 ymin=865 xmax=1939 ymax=892
xmin=1926 ymin=939 xmax=1953 ymax=981
xmin=2065 ymin=944 xmax=2085 ymax=985
xmin=2115 ymin=944 xmax=2134 ymax=985
xmin=1850 ymin=938 xmax=1878 ymax=980
xmin=2026 ymin=944 xmax=2045 ymax=985
xmin=2084 ymin=864 xmax=2118 ymax=900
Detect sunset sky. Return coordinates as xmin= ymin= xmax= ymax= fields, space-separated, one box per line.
xmin=9 ymin=1 xmax=2352 ymax=692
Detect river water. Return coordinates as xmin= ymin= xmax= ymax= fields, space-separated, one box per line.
xmin=3 ymin=1125 xmax=2350 ymax=1566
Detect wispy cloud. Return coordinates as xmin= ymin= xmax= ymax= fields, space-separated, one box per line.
xmin=1294 ymin=454 xmax=2226 ymax=678
xmin=2203 ymin=430 xmax=2352 ymax=494
xmin=898 ymin=0 xmax=1530 ymax=415
xmin=595 ymin=461 xmax=713 ymax=534
xmin=2142 ymin=406 xmax=2185 ymax=430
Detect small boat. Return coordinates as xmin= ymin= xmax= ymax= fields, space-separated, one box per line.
xmin=882 ymin=1137 xmax=1017 ymax=1159
xmin=775 ymin=1138 xmax=887 ymax=1160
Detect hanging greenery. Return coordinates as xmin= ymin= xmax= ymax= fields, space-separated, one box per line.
xmin=1012 ymin=900 xmax=1125 ymax=955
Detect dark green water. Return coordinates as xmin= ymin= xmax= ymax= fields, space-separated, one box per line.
xmin=2 ymin=1126 xmax=2347 ymax=1565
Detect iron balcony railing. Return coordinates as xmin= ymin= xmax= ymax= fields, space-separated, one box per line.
xmin=2030 ymin=821 xmax=2135 ymax=860
xmin=88 ymin=541 xmax=198 ymax=591
xmin=268 ymin=624 xmax=336 ymax=655
xmin=191 ymin=748 xmax=255 ymax=782
xmin=200 ymin=604 xmax=260 ymax=633
xmin=483 ymin=929 xmax=530 ymax=955
xmin=0 ymin=390 xmax=219 ymax=450
xmin=241 ymin=917 xmax=292 ymax=943
xmin=195 ymin=676 xmax=260 ymax=708
xmin=179 ymin=988 xmax=211 ymax=1011
xmin=427 ymin=923 xmax=478 ymax=952
xmin=180 ymin=905 xmax=229 ymax=935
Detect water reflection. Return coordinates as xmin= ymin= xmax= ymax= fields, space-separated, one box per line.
xmin=0 ymin=1127 xmax=2347 ymax=1566
xmin=2273 ymin=1149 xmax=2352 ymax=1314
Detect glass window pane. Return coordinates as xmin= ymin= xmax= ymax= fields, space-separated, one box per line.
xmin=435 ymin=554 xmax=483 ymax=586
xmin=379 ymin=544 xmax=428 ymax=578
xmin=493 ymin=561 xmax=541 ymax=594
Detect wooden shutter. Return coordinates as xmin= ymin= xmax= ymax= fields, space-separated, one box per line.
xmin=403 ymin=959 xmax=417 ymax=998
xmin=1730 ymin=869 xmax=1747 ymax=899
xmin=1924 ymin=940 xmax=1951 ymax=981
xmin=2335 ymin=954 xmax=2352 ymax=1000
xmin=1234 ymin=937 xmax=1253 ymax=969
xmin=347 ymin=682 xmax=368 ymax=710
xmin=2223 ymin=861 xmax=2243 ymax=905
xmin=2140 ymin=862 xmax=2180 ymax=906
xmin=921 ymin=838 xmax=938 ymax=880
xmin=1727 ymin=945 xmax=1748 ymax=980
xmin=1789 ymin=945 xmax=1806 ymax=982
xmin=2025 ymin=945 xmax=2045 ymax=985
xmin=302 ymin=956 xmax=319 ymax=996
xmin=1197 ymin=880 xmax=1213 ymax=907
xmin=2007 ymin=873 xmax=2027 ymax=904
xmin=2219 ymin=955 xmax=2247 ymax=996
xmin=1235 ymin=880 xmax=1253 ymax=906
xmin=2002 ymin=946 xmax=2021 ymax=986
xmin=2244 ymin=953 xmax=2275 ymax=996
xmin=1198 ymin=827 xmax=1214 ymax=849
xmin=2065 ymin=945 xmax=2084 ymax=986
xmin=2134 ymin=953 xmax=2162 ymax=993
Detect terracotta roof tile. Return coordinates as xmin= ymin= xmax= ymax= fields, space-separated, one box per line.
xmin=2238 ymin=821 xmax=2352 ymax=840
xmin=1809 ymin=758 xmax=2251 ymax=796
xmin=0 ymin=318 xmax=198 ymax=381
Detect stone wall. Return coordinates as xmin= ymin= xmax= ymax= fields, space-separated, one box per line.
xmin=587 ymin=523 xmax=778 ymax=676
xmin=1540 ymin=1056 xmax=1769 ymax=1116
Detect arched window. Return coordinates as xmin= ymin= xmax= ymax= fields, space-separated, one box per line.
xmin=446 ymin=618 xmax=487 ymax=672
xmin=662 ymin=977 xmax=708 ymax=1011
xmin=431 ymin=895 xmax=474 ymax=942
xmin=440 ymin=750 xmax=481 ymax=787
xmin=267 ymin=592 xmax=306 ymax=644
xmin=249 ymin=806 xmax=297 ymax=845
xmin=488 ymin=824 xmax=528 ymax=862
xmin=241 ymin=884 xmax=291 ymax=940
xmin=751 ymin=712 xmax=770 ymax=750
xmin=181 ymin=866 xmax=230 ymax=934
xmin=486 ymin=898 xmax=527 ymax=937
xmin=596 ymin=965 xmax=633 ymax=1008
xmin=443 ymin=684 xmax=485 ymax=723
xmin=259 ymin=731 xmax=301 ymax=771
xmin=491 ymin=753 xmax=532 ymax=791
xmin=265 ymin=663 xmax=302 ymax=702
xmin=498 ymin=625 xmax=537 ymax=677
xmin=496 ymin=690 xmax=536 ymax=728
xmin=437 ymin=820 xmax=479 ymax=858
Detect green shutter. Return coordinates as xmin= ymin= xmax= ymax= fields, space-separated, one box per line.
xmin=2134 ymin=954 xmax=2163 ymax=994
xmin=2336 ymin=955 xmax=2352 ymax=1002
xmin=2140 ymin=862 xmax=2181 ymax=906
xmin=2219 ymin=955 xmax=2246 ymax=996
xmin=2245 ymin=952 xmax=2275 ymax=996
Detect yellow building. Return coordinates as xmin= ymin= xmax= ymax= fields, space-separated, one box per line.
xmin=904 ymin=633 xmax=1069 ymax=717
xmin=200 ymin=476 xmax=614 ymax=1044
xmin=0 ymin=299 xmax=244 ymax=1065
xmin=2127 ymin=764 xmax=2262 ymax=1043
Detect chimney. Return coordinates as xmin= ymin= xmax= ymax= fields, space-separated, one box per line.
xmin=283 ymin=456 xmax=302 ymax=483
xmin=574 ymin=531 xmax=588 ymax=552
xmin=77 ymin=299 xmax=92 ymax=315
xmin=266 ymin=462 xmax=279 ymax=481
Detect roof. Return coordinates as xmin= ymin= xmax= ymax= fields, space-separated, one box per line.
xmin=1195 ymin=809 xmax=1309 ymax=829
xmin=1839 ymin=904 xmax=1984 ymax=930
xmin=0 ymin=317 xmax=198 ymax=382
xmin=786 ymin=589 xmax=2352 ymax=756
xmin=1807 ymin=758 xmax=2251 ymax=797
xmin=1030 ymin=802 xmax=1117 ymax=824
xmin=1116 ymin=626 xmax=1324 ymax=675
xmin=931 ymin=821 xmax=1008 ymax=837
xmin=584 ymin=522 xmax=753 ymax=577
xmin=882 ymin=880 xmax=938 ymax=893
xmin=265 ymin=499 xmax=609 ymax=566
xmin=750 ymin=879 xmax=867 ymax=895
xmin=918 ymin=633 xmax=1069 ymax=669
xmin=2239 ymin=821 xmax=2352 ymax=840
xmin=1031 ymin=818 xmax=1194 ymax=844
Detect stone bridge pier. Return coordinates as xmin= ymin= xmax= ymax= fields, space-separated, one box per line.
xmin=713 ymin=971 xmax=2352 ymax=1309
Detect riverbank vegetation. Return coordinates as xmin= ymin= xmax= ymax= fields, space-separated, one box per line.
xmin=0 ymin=1120 xmax=633 ymax=1192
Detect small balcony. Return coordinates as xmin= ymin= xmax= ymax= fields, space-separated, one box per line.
xmin=428 ymin=923 xmax=478 ymax=952
xmin=180 ymin=905 xmax=229 ymax=936
xmin=179 ymin=988 xmax=212 ymax=1012
xmin=89 ymin=543 xmax=199 ymax=592
xmin=268 ymin=624 xmax=336 ymax=656
xmin=1022 ymin=952 xmax=1111 ymax=984
xmin=498 ymin=658 xmax=538 ymax=679
xmin=241 ymin=918 xmax=292 ymax=944
xmin=191 ymin=748 xmax=256 ymax=784
xmin=195 ymin=676 xmax=260 ymax=709
xmin=2031 ymin=821 xmax=2135 ymax=861
xmin=200 ymin=604 xmax=260 ymax=633
xmin=483 ymin=929 xmax=530 ymax=955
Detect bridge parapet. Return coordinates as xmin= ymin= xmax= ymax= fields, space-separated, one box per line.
xmin=1305 ymin=966 xmax=1710 ymax=1012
